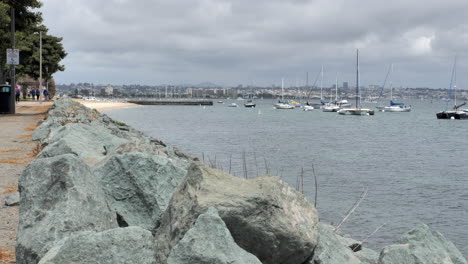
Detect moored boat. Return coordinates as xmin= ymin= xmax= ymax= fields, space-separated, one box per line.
xmin=436 ymin=57 xmax=467 ymax=120
xmin=338 ymin=49 xmax=374 ymax=116
xmin=244 ymin=100 xmax=256 ymax=108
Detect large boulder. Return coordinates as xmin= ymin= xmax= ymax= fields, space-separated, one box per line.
xmin=355 ymin=248 xmax=379 ymax=264
xmin=38 ymin=123 xmax=128 ymax=166
xmin=16 ymin=154 xmax=117 ymax=264
xmin=378 ymin=224 xmax=467 ymax=264
xmin=311 ymin=224 xmax=362 ymax=264
xmin=38 ymin=227 xmax=156 ymax=264
xmin=167 ymin=207 xmax=262 ymax=264
xmin=155 ymin=162 xmax=319 ymax=264
xmin=94 ymin=152 xmax=187 ymax=231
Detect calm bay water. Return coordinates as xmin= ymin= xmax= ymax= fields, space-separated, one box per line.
xmin=105 ymin=99 xmax=468 ymax=255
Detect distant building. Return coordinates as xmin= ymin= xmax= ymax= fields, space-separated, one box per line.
xmin=186 ymin=88 xmax=193 ymax=97
xmin=105 ymin=85 xmax=113 ymax=96
xmin=343 ymin=82 xmax=348 ymax=89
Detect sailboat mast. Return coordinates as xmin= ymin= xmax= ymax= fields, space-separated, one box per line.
xmin=356 ymin=49 xmax=360 ymax=109
xmin=454 ymin=57 xmax=457 ymax=107
xmin=390 ymin=64 xmax=393 ymax=101
xmin=320 ymin=65 xmax=323 ymax=100
xmin=335 ymin=73 xmax=338 ymax=101
xmin=281 ymin=77 xmax=284 ymax=101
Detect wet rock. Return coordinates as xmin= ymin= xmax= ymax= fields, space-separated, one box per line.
xmin=38 ymin=227 xmax=156 ymax=264
xmin=167 ymin=207 xmax=261 ymax=264
xmin=16 ymin=154 xmax=117 ymax=264
xmin=156 ymin=162 xmax=319 ymax=264
xmin=378 ymin=224 xmax=468 ymax=264
xmin=95 ymin=152 xmax=187 ymax=231
xmin=4 ymin=191 xmax=20 ymax=206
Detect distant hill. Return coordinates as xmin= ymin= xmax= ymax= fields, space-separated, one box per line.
xmin=178 ymin=82 xmax=220 ymax=88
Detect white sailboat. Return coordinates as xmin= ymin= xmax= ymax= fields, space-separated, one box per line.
xmin=338 ymin=49 xmax=375 ymax=116
xmin=376 ymin=64 xmax=411 ymax=112
xmin=275 ymin=78 xmax=295 ymax=109
xmin=323 ymin=73 xmax=341 ymax=112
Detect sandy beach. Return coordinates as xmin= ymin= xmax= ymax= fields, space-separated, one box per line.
xmin=72 ymin=99 xmax=139 ymax=111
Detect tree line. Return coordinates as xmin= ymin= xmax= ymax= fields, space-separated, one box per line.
xmin=0 ymin=0 xmax=66 ymax=97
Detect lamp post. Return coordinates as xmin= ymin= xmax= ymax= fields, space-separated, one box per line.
xmin=39 ymin=31 xmax=42 ymax=103
xmin=10 ymin=7 xmax=15 ymax=114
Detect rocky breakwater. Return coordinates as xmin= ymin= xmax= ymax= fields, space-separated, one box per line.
xmin=15 ymin=98 xmax=467 ymax=264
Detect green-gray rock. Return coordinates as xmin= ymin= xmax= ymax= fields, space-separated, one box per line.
xmin=167 ymin=207 xmax=261 ymax=264
xmin=311 ymin=224 xmax=362 ymax=264
xmin=4 ymin=191 xmax=20 ymax=206
xmin=156 ymin=162 xmax=319 ymax=264
xmin=378 ymin=224 xmax=468 ymax=264
xmin=38 ymin=123 xmax=128 ymax=166
xmin=16 ymin=154 xmax=117 ymax=264
xmin=378 ymin=244 xmax=415 ymax=264
xmin=95 ymin=152 xmax=187 ymax=231
xmin=38 ymin=227 xmax=156 ymax=264
xmin=355 ymin=248 xmax=379 ymax=264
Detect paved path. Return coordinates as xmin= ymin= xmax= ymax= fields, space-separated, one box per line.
xmin=0 ymin=101 xmax=53 ymax=264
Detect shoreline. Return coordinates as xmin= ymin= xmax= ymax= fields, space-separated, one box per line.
xmin=72 ymin=99 xmax=140 ymax=111
xmin=6 ymin=99 xmax=468 ymax=264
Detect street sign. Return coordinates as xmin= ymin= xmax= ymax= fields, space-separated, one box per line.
xmin=6 ymin=49 xmax=19 ymax=65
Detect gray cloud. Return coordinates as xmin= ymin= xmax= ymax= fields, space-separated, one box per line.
xmin=41 ymin=0 xmax=468 ymax=88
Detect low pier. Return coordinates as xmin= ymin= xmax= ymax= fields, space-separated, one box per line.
xmin=128 ymin=100 xmax=213 ymax=106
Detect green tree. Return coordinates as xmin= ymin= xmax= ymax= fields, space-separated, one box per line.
xmin=16 ymin=30 xmax=67 ymax=83
xmin=0 ymin=0 xmax=66 ymax=86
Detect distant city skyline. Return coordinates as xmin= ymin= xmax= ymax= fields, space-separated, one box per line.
xmin=42 ymin=0 xmax=468 ymax=89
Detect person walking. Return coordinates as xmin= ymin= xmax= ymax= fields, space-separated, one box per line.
xmin=30 ymin=88 xmax=36 ymax=101
xmin=36 ymin=88 xmax=40 ymax=101
xmin=43 ymin=89 xmax=49 ymax=101
xmin=15 ymin=85 xmax=21 ymax=103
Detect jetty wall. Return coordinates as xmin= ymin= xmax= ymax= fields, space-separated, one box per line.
xmin=15 ymin=98 xmax=467 ymax=264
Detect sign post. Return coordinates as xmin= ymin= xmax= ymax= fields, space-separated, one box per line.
xmin=6 ymin=49 xmax=19 ymax=65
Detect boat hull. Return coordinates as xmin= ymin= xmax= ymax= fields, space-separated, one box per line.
xmin=274 ymin=103 xmax=295 ymax=109
xmin=303 ymin=105 xmax=314 ymax=111
xmin=338 ymin=108 xmax=374 ymax=116
xmin=436 ymin=111 xmax=468 ymax=119
xmin=379 ymin=107 xmax=411 ymax=112
xmin=244 ymin=103 xmax=256 ymax=108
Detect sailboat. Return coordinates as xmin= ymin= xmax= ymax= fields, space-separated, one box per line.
xmin=338 ymin=49 xmax=375 ymax=116
xmin=274 ymin=78 xmax=294 ymax=109
xmin=244 ymin=85 xmax=256 ymax=107
xmin=376 ymin=64 xmax=411 ymax=112
xmin=323 ymin=73 xmax=341 ymax=112
xmin=436 ymin=57 xmax=467 ymax=119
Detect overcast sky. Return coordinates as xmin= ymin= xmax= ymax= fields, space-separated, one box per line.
xmin=41 ymin=0 xmax=468 ymax=88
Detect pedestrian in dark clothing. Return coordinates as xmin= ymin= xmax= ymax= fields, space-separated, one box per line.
xmin=15 ymin=85 xmax=21 ymax=102
xmin=43 ymin=89 xmax=49 ymax=101
xmin=36 ymin=89 xmax=40 ymax=100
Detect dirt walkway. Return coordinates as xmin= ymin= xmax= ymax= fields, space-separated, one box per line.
xmin=0 ymin=101 xmax=53 ymax=264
